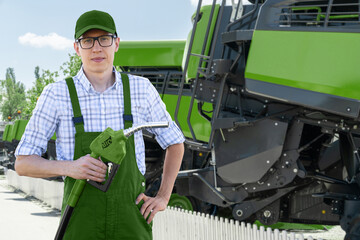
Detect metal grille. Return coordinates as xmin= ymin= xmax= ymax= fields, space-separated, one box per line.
xmin=130 ymin=71 xmax=192 ymax=95
xmin=129 ymin=71 xmax=168 ymax=92
xmin=165 ymin=72 xmax=192 ymax=93
xmin=277 ymin=1 xmax=360 ymax=28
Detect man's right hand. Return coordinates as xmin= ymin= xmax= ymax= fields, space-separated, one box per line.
xmin=68 ymin=154 xmax=107 ymax=182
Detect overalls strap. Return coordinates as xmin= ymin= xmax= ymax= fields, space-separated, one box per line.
xmin=65 ymin=77 xmax=85 ymax=133
xmin=66 ymin=74 xmax=133 ymax=132
xmin=121 ymin=73 xmax=133 ymax=129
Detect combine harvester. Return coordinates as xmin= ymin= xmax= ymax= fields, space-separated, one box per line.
xmin=1 ymin=120 xmax=56 ymax=170
xmin=114 ymin=0 xmax=360 ymax=239
xmin=2 ymin=0 xmax=359 ymax=238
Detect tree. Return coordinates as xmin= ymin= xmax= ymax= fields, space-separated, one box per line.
xmin=60 ymin=53 xmax=82 ymax=77
xmin=0 ymin=68 xmax=26 ymax=121
xmin=22 ymin=66 xmax=58 ymax=118
xmin=0 ymin=53 xmax=82 ymax=119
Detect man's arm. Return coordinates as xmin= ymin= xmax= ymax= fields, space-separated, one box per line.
xmin=156 ymin=142 xmax=184 ymax=201
xmin=136 ymin=142 xmax=184 ymax=223
xmin=14 ymin=82 xmax=107 ymax=182
xmin=15 ymin=154 xmax=107 ymax=182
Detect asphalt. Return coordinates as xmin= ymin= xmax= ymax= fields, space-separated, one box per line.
xmin=0 ymin=175 xmax=61 ymax=240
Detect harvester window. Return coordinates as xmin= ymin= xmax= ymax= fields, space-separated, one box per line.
xmin=277 ymin=0 xmax=359 ymax=28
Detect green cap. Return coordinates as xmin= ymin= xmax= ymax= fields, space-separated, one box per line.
xmin=75 ymin=10 xmax=117 ymax=39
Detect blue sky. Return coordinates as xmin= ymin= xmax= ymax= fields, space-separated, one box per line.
xmin=0 ymin=0 xmax=250 ymax=90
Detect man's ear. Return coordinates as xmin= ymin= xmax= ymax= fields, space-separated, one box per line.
xmin=74 ymin=42 xmax=81 ymax=57
xmin=114 ymin=37 xmax=120 ymax=52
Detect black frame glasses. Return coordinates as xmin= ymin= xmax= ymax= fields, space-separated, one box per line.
xmin=76 ymin=35 xmax=116 ymax=49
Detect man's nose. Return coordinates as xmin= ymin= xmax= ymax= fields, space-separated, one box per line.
xmin=92 ymin=39 xmax=102 ymax=51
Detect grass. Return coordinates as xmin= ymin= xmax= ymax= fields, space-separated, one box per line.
xmin=254 ymin=220 xmax=333 ymax=230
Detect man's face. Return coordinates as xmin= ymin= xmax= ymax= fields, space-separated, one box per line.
xmin=74 ymin=29 xmax=120 ymax=76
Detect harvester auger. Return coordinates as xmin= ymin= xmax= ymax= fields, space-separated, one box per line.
xmin=115 ymin=0 xmax=360 ymax=238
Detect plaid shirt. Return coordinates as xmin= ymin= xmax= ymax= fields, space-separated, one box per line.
xmin=15 ymin=67 xmax=185 ymax=175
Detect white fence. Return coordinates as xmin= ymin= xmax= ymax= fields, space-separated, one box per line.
xmin=6 ymin=169 xmax=63 ymax=210
xmin=153 ymin=207 xmax=319 ymax=240
xmin=5 ymin=169 xmax=319 ymax=240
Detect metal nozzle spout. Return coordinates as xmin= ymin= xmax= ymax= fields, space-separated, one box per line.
xmin=123 ymin=121 xmax=169 ymax=137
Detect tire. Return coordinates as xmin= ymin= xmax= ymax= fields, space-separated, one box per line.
xmin=345 ymin=215 xmax=360 ymax=240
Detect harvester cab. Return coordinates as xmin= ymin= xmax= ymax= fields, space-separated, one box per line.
xmin=115 ymin=0 xmax=360 ymax=238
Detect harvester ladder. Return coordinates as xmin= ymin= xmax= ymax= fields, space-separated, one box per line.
xmin=174 ymin=0 xmax=227 ymax=150
xmin=207 ymin=0 xmax=262 ymax=147
xmin=175 ymin=0 xmax=255 ymax=148
xmin=206 ymin=0 xmax=263 ymax=147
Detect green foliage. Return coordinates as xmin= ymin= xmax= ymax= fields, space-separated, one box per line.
xmin=0 ymin=53 xmax=81 ymax=119
xmin=22 ymin=66 xmax=59 ymax=118
xmin=0 ymin=68 xmax=26 ymax=121
xmin=60 ymin=53 xmax=82 ymax=77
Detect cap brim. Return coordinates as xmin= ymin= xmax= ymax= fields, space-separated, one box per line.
xmin=75 ymin=24 xmax=116 ymax=39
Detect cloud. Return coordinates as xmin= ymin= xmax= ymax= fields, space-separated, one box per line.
xmin=190 ymin=0 xmax=219 ymax=6
xmin=18 ymin=32 xmax=73 ymax=50
xmin=190 ymin=0 xmax=251 ymax=6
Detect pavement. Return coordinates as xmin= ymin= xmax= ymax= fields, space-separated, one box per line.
xmin=298 ymin=227 xmax=345 ymax=240
xmin=0 ymin=175 xmax=61 ymax=240
xmin=0 ymin=168 xmax=346 ymax=240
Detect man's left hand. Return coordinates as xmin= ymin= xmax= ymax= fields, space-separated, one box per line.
xmin=136 ymin=193 xmax=169 ymax=224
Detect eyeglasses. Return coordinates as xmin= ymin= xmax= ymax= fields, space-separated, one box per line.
xmin=76 ymin=35 xmax=116 ymax=49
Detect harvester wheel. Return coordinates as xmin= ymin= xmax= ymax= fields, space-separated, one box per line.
xmin=168 ymin=193 xmax=194 ymax=211
xmin=345 ymin=214 xmax=360 ymax=240
xmin=7 ymin=163 xmax=14 ymax=170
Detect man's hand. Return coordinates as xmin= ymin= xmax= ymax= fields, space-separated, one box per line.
xmin=136 ymin=193 xmax=169 ymax=224
xmin=68 ymin=154 xmax=107 ymax=182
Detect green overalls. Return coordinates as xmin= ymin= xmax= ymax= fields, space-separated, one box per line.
xmin=61 ymin=74 xmax=153 ymax=239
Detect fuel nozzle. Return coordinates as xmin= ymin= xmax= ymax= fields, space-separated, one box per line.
xmin=87 ymin=121 xmax=169 ymax=192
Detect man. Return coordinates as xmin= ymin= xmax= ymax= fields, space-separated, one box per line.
xmin=15 ymin=10 xmax=185 ymax=239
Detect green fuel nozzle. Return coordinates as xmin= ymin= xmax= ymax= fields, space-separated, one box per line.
xmin=67 ymin=121 xmax=169 ymax=207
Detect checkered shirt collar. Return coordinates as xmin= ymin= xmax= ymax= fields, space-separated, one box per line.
xmin=74 ymin=66 xmax=121 ymax=93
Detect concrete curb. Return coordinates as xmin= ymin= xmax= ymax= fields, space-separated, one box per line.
xmin=5 ymin=169 xmax=63 ymax=210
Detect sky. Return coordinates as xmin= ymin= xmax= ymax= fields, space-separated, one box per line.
xmin=0 ymin=0 xmax=250 ymax=90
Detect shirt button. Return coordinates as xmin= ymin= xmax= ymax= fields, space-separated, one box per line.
xmin=142 ymin=182 xmax=145 ymax=187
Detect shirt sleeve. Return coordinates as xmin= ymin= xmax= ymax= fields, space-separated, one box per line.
xmin=144 ymin=80 xmax=185 ymax=150
xmin=15 ymin=84 xmax=58 ymax=157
